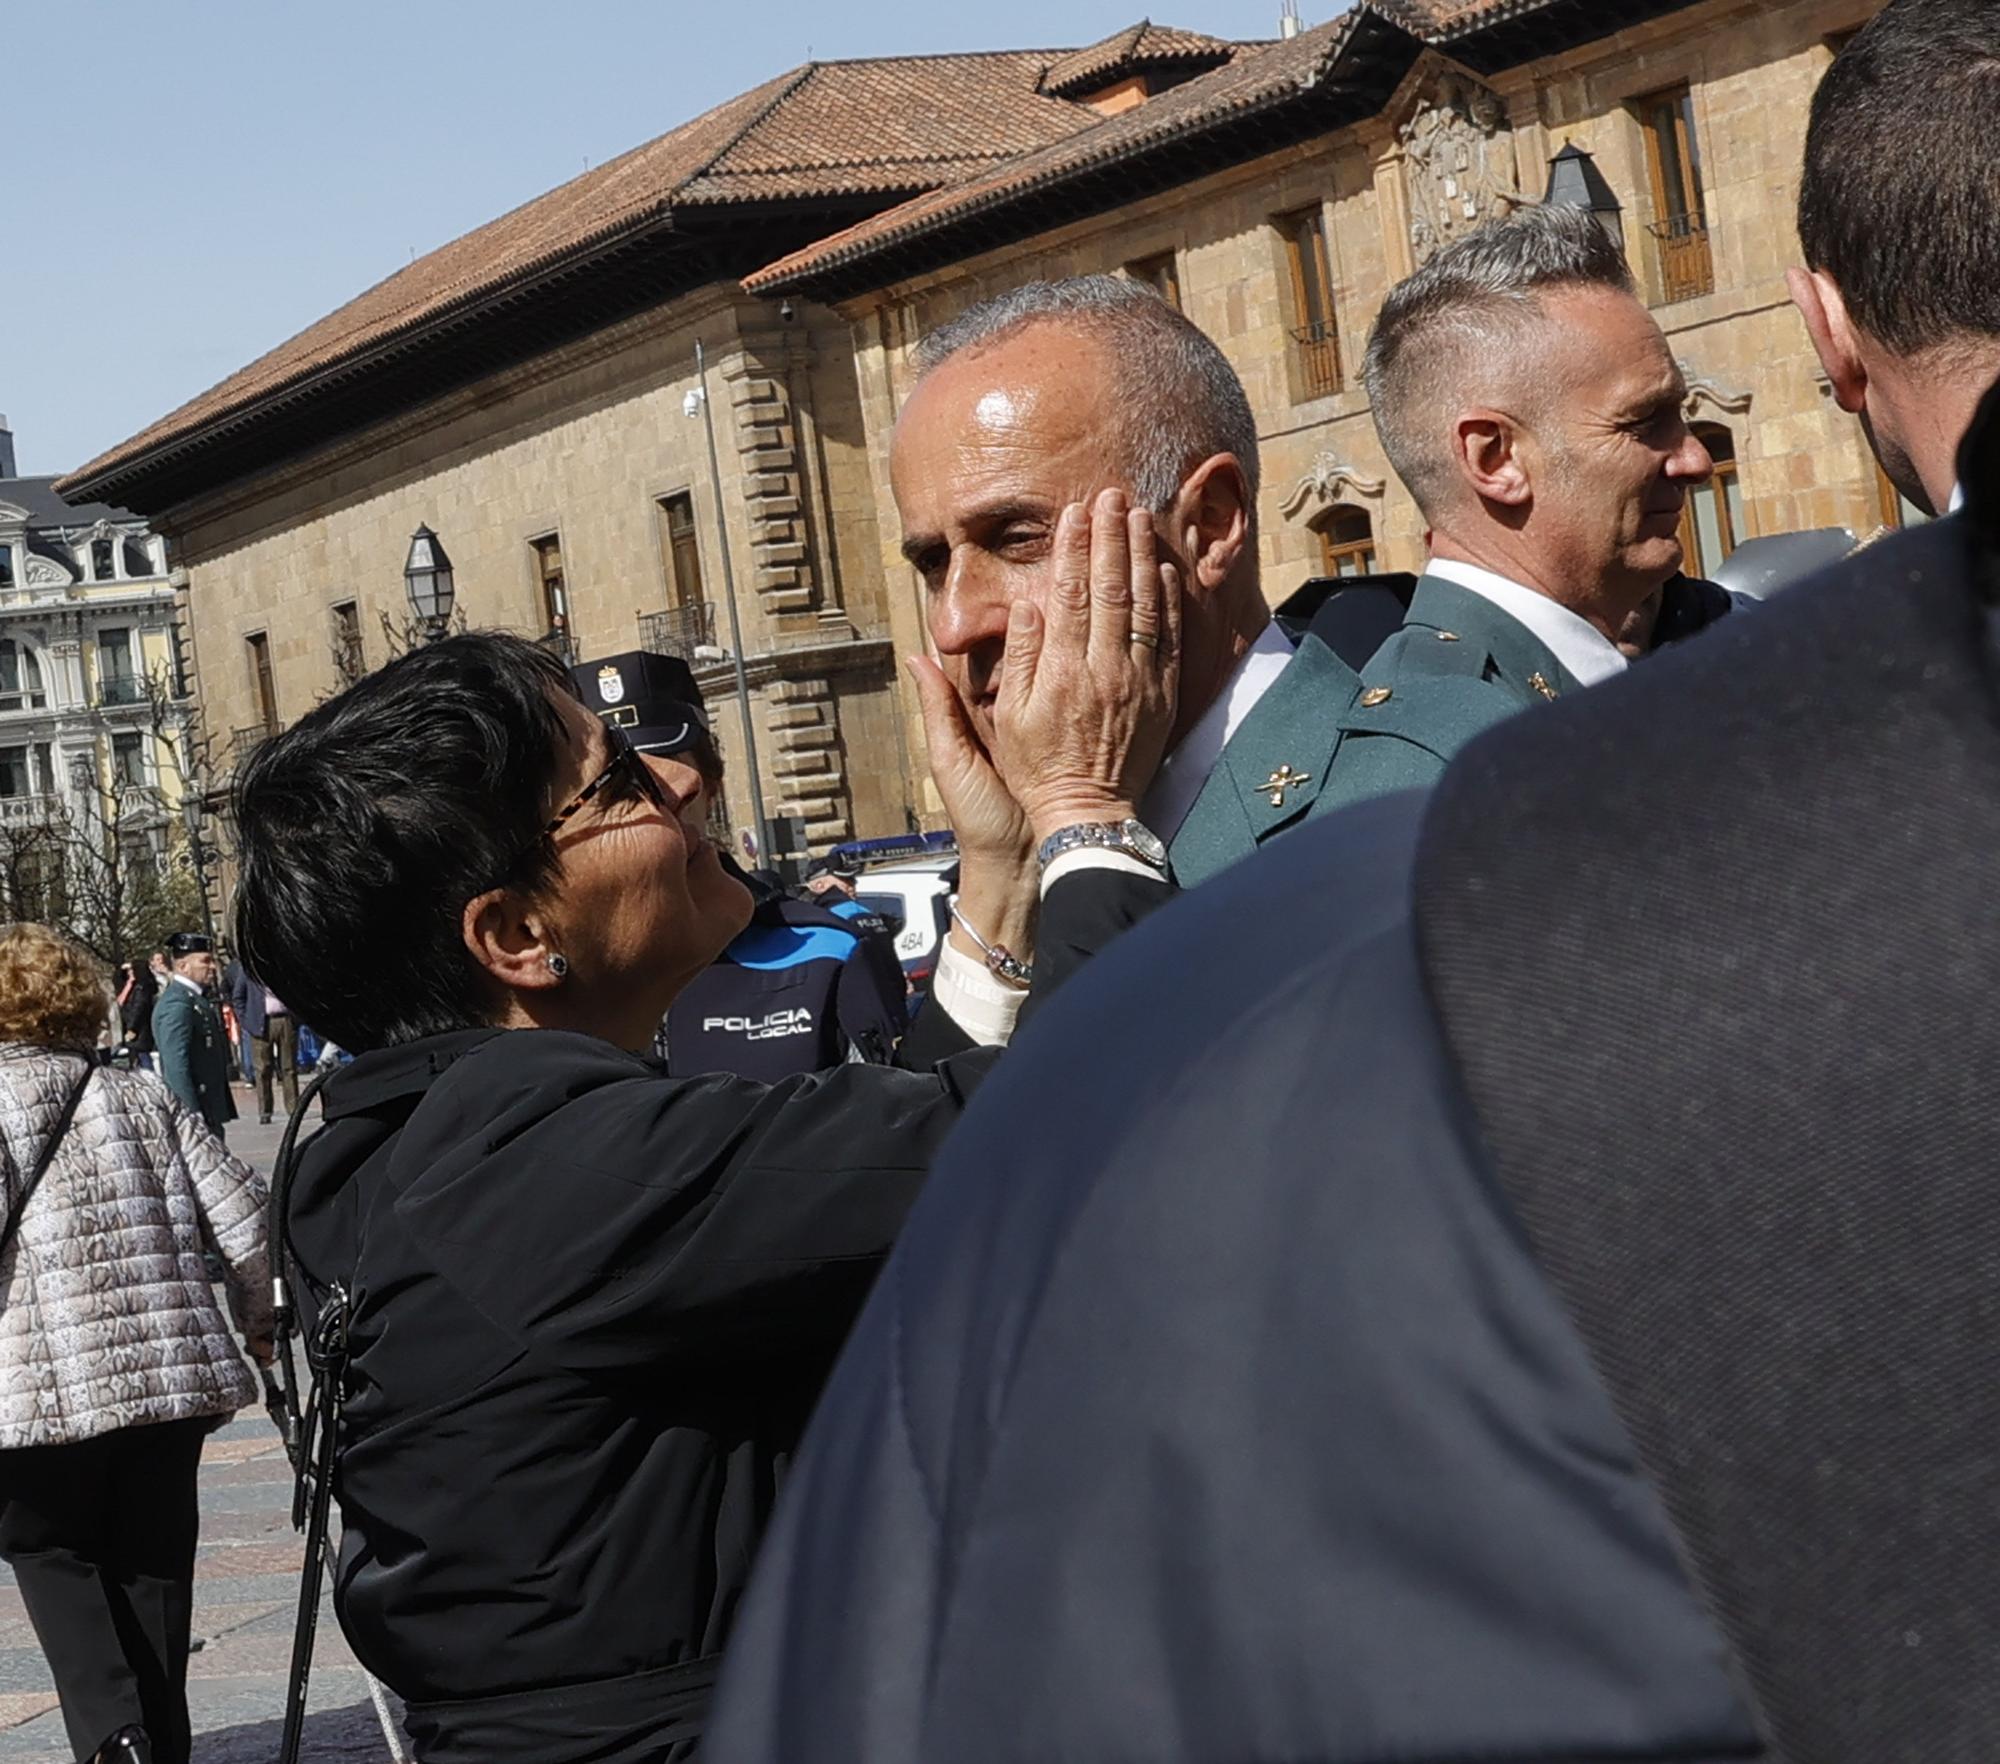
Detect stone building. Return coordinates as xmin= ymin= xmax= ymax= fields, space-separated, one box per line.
xmin=62 ymin=0 xmax=1901 ymax=849
xmin=0 ymin=415 xmax=188 ymax=924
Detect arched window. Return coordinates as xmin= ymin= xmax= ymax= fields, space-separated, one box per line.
xmin=1313 ymin=505 xmax=1376 ymax=578
xmin=1682 ymin=422 xmax=1745 ymax=578
xmin=0 ymin=639 xmax=47 ymax=713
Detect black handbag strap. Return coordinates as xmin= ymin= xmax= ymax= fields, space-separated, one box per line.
xmin=0 ymin=1061 xmax=91 ymax=1266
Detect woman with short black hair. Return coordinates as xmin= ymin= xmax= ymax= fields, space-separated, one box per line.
xmin=240 ymin=544 xmax=1175 ymax=1762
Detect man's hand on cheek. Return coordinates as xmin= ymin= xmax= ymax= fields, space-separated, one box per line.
xmin=907 ymin=657 xmax=1031 ymax=868
xmin=993 ymin=486 xmax=1181 ymax=843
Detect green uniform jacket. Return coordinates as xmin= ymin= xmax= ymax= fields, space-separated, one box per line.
xmin=151 ymin=979 xmax=238 ymax=1135
xmin=1170 ymin=575 xmax=1580 ymax=890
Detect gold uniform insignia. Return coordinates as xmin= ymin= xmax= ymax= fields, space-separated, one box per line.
xmin=1259 ymin=765 xmax=1312 ymax=808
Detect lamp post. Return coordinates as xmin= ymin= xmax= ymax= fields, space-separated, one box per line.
xmin=402 ymin=525 xmax=456 ymax=642
xmin=1544 ymin=142 xmax=1625 ymax=252
xmin=689 ymin=340 xmax=770 ymax=861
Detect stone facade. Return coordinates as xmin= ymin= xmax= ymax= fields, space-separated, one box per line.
xmin=0 ymin=467 xmax=187 ymax=892
xmin=164 ymin=288 xmax=912 ymax=865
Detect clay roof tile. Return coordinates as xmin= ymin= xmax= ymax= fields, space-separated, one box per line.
xmin=1040 ymin=20 xmax=1235 ymax=98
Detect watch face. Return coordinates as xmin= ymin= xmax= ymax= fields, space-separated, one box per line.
xmin=1122 ymin=819 xmax=1168 ymax=866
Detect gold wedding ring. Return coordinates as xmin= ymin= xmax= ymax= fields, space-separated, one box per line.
xmin=1128 ymin=631 xmax=1162 ymax=651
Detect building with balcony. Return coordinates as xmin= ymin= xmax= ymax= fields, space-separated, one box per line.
xmin=60 ymin=0 xmax=1905 ymax=847
xmin=0 ymin=417 xmax=190 ymax=919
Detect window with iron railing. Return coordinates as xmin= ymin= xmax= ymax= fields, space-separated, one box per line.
xmin=1640 ymin=87 xmax=1713 ymax=303
xmin=638 ymin=601 xmax=718 ymax=665
xmin=1279 ymin=206 xmax=1343 ymax=400
xmin=97 ymin=628 xmax=140 ymax=705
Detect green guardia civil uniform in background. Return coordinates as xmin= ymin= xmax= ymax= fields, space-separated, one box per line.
xmin=1169 ymin=573 xmax=1580 ymax=891
xmin=151 ymin=975 xmax=239 ymax=1139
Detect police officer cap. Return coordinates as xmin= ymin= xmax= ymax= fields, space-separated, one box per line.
xmin=570 ymin=651 xmax=708 ymax=756
xmin=164 ymin=931 xmax=212 ymax=957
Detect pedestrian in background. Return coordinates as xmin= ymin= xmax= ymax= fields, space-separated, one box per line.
xmin=218 ymin=954 xmax=256 ymax=1088
xmin=224 ymin=959 xmax=297 ymax=1125
xmin=149 ymin=933 xmax=235 ymax=1142
xmin=115 ymin=962 xmax=157 ymax=1072
xmin=0 ymin=923 xmax=272 ymax=1764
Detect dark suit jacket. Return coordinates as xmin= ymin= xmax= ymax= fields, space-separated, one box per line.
xmin=710 ymin=515 xmax=2000 ymax=1762
xmin=224 ymin=960 xmax=273 ymax=1041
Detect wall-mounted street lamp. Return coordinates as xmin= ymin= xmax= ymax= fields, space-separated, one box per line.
xmin=402 ymin=524 xmax=456 ymax=641
xmin=1545 ymin=141 xmax=1625 ymax=253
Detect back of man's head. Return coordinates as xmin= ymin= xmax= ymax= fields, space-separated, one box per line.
xmin=1799 ymin=0 xmax=2000 ymax=362
xmin=910 ymin=275 xmax=1261 ymax=512
xmin=1363 ymin=204 xmax=1634 ymax=523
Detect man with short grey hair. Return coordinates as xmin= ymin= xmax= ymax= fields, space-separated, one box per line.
xmin=896 ymin=277 xmax=1383 ymax=1063
xmin=1313 ymin=203 xmax=1718 ymax=808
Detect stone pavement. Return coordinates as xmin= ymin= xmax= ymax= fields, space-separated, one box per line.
xmin=0 ymin=1087 xmax=413 ymax=1761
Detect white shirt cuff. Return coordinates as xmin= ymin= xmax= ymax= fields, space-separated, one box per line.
xmin=929 ymin=937 xmax=1025 ymax=1048
xmin=1041 ymin=848 xmax=1160 ymax=891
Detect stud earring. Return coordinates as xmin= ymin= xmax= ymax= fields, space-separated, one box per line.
xmin=546 ymin=953 xmax=570 ymax=981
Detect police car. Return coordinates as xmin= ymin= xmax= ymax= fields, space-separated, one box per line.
xmin=824 ymin=832 xmax=958 ymax=992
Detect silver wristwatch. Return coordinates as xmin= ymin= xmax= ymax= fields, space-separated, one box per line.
xmin=1036 ymin=817 xmax=1169 ymax=873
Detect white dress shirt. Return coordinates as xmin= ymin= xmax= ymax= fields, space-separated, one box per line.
xmin=1424 ymin=557 xmax=1629 ymax=689
xmin=930 ymin=618 xmax=1296 ymax=1047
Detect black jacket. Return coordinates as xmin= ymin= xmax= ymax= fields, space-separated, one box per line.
xmin=710 ymin=507 xmax=2000 ymax=1762
xmin=285 ymin=866 xmax=1169 ymax=1763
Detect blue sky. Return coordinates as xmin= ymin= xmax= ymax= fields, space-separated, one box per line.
xmin=3 ymin=0 xmax=1301 ymax=479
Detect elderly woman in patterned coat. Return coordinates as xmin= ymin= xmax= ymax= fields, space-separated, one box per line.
xmin=0 ymin=923 xmax=272 ymax=1764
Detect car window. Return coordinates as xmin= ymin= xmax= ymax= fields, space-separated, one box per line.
xmin=857 ymin=893 xmax=906 ymax=936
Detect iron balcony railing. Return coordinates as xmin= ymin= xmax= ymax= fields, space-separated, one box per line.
xmin=1290 ymin=320 xmax=1344 ymax=400
xmin=639 ymin=601 xmax=719 ymax=666
xmin=1649 ymin=213 xmax=1714 ymax=304
xmin=95 ymin=676 xmax=147 ymax=708
xmin=229 ymin=723 xmax=274 ymax=767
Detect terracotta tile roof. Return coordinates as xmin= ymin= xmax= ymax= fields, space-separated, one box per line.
xmin=1041 ymin=21 xmax=1236 ymax=98
xmin=746 ymin=15 xmax=1374 ymax=294
xmin=744 ymin=0 xmax=1695 ymax=297
xmin=58 ymin=50 xmax=1097 ymax=502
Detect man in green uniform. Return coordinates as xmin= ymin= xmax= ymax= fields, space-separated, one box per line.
xmin=1303 ymin=203 xmax=1717 ymax=819
xmin=150 ymin=930 xmax=237 ymax=1139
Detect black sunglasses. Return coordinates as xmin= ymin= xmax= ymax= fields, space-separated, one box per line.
xmin=494 ymin=721 xmax=670 ymax=887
